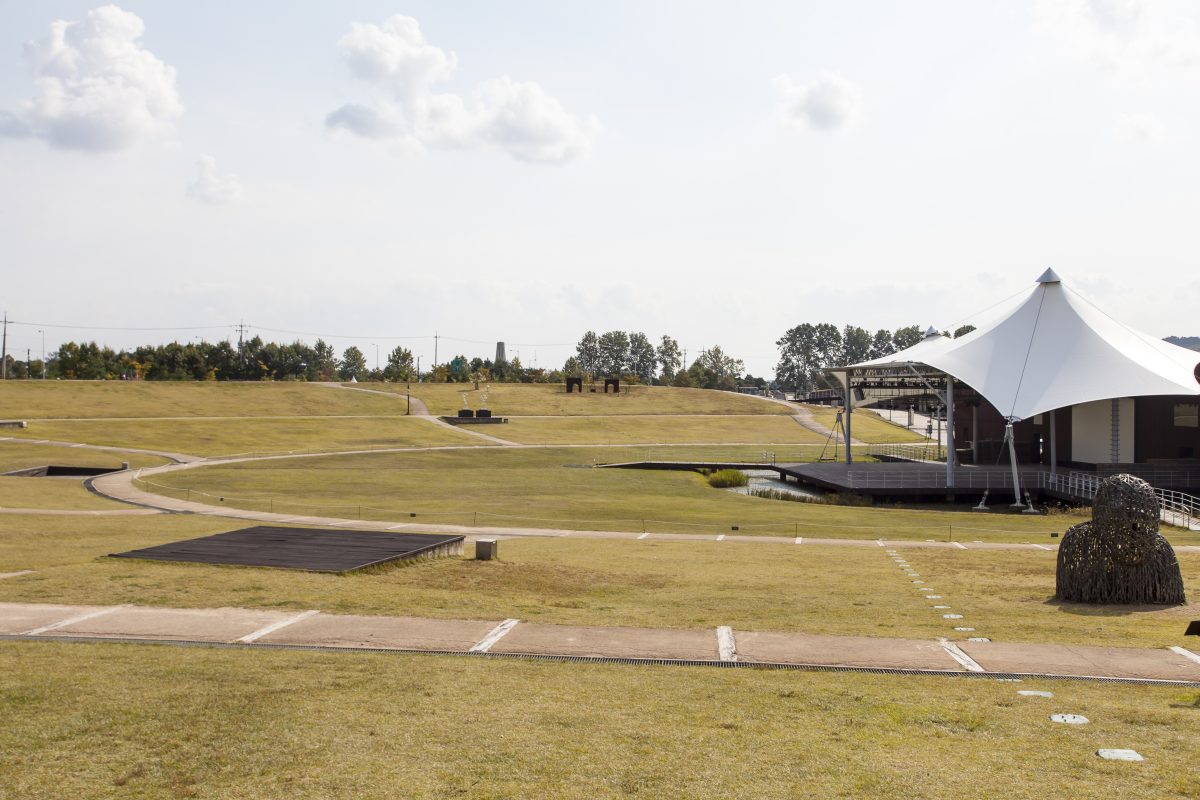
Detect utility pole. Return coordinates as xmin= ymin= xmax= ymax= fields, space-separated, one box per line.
xmin=1 ymin=312 xmax=8 ymax=380
xmin=433 ymin=332 xmax=438 ymax=368
xmin=39 ymin=329 xmax=45 ymax=379
xmin=27 ymin=348 xmax=31 ymax=377
xmin=236 ymin=320 xmax=247 ymax=350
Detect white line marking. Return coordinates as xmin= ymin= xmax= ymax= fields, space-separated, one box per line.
xmin=716 ymin=534 xmax=726 ymax=541
xmin=637 ymin=532 xmax=649 ymax=540
xmin=470 ymin=618 xmax=520 ymax=652
xmin=876 ymin=540 xmax=885 ymax=547
xmin=559 ymin=531 xmax=572 ymax=537
xmin=238 ymin=610 xmax=319 ymax=643
xmin=952 ymin=542 xmax=967 ymax=549
xmin=387 ymin=524 xmax=411 ymax=530
xmin=0 ymin=570 xmax=34 ymax=580
xmin=794 ymin=537 xmax=803 ymax=545
xmin=716 ymin=626 xmax=737 ymax=662
xmin=24 ymin=605 xmax=129 ymax=635
xmin=1169 ymin=646 xmax=1200 ymax=666
xmin=938 ymin=638 xmax=985 ymax=672
xmin=1033 ymin=544 xmax=1053 ymax=550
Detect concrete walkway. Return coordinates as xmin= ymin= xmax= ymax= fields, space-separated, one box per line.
xmin=1 ymin=600 xmax=1197 ymax=683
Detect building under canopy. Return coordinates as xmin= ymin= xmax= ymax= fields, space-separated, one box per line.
xmin=827 ymin=269 xmax=1200 ymax=496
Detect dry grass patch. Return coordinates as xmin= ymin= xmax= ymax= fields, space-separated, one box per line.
xmin=0 ymin=476 xmax=132 ymax=511
xmin=0 ymin=641 xmax=1197 ymax=799
xmin=0 ymin=441 xmax=166 ymax=472
xmin=499 ymin=415 xmax=824 ymax=445
xmin=5 ymin=417 xmax=486 ymax=458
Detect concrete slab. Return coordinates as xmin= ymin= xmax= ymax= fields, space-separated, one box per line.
xmin=494 ymin=623 xmax=718 ymax=660
xmin=0 ymin=602 xmax=109 ymax=635
xmin=50 ymin=606 xmax=298 ymax=643
xmin=735 ymin=630 xmax=965 ymax=671
xmin=258 ymin=613 xmax=499 ymax=651
xmin=958 ymin=641 xmax=1200 ymax=681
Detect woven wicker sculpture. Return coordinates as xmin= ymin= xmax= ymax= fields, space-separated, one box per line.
xmin=1056 ymin=474 xmax=1185 ymax=604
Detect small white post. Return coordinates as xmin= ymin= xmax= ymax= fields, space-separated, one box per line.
xmin=1005 ymin=421 xmax=1022 ymax=507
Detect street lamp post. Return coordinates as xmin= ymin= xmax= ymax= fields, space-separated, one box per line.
xmin=373 ymin=343 xmax=379 ymax=374
xmin=38 ymin=330 xmax=45 ymax=379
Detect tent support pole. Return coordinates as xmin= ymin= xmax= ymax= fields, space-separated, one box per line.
xmin=1005 ymin=421 xmax=1022 ymax=507
xmin=1049 ymin=410 xmax=1057 ymax=478
xmin=844 ymin=381 xmax=853 ymax=465
xmin=945 ymin=377 xmax=955 ymax=489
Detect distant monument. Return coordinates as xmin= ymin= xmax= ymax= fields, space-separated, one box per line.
xmin=1056 ymin=474 xmax=1185 ymax=605
xmin=495 ymin=341 xmax=506 ymax=365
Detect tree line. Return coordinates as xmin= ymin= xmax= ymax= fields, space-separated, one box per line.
xmin=775 ymin=323 xmax=975 ymax=394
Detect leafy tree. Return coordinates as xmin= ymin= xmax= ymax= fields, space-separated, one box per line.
xmin=626 ymin=332 xmax=657 ymax=383
xmin=689 ymin=345 xmax=744 ymax=390
xmin=656 ymin=335 xmax=682 ymax=382
xmin=840 ymin=325 xmax=872 ymax=366
xmin=384 ymin=346 xmax=415 ymax=382
xmin=448 ymin=355 xmax=471 ymax=382
xmin=953 ymin=324 xmax=977 ymax=339
xmin=597 ymin=330 xmax=630 ymax=376
xmin=338 ymin=346 xmax=368 ymax=380
xmin=312 ymin=339 xmax=337 ymax=380
xmin=575 ymin=331 xmax=599 ymax=377
xmin=868 ymin=329 xmax=894 ymax=359
xmin=892 ymin=325 xmax=923 ymax=351
xmin=775 ymin=323 xmax=840 ymax=393
xmin=562 ymin=355 xmax=582 ymax=377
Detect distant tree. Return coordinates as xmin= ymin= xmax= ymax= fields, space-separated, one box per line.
xmin=597 ymin=330 xmax=630 ymax=376
xmin=562 ymin=355 xmax=582 ymax=377
xmin=671 ymin=369 xmax=696 ymax=388
xmin=448 ymin=355 xmax=471 ymax=382
xmin=312 ymin=339 xmax=337 ymax=381
xmin=868 ymin=329 xmax=894 ymax=359
xmin=338 ymin=346 xmax=368 ymax=380
xmin=656 ymin=335 xmax=682 ymax=382
xmin=775 ymin=323 xmax=841 ymax=393
xmin=575 ymin=331 xmax=600 ymax=378
xmin=891 ymin=325 xmax=923 ymax=351
xmin=840 ymin=325 xmax=872 ymax=366
xmin=384 ymin=346 xmax=415 ymax=381
xmin=953 ymin=324 xmax=977 ymax=339
xmin=690 ymin=345 xmax=744 ymax=391
xmin=627 ymin=332 xmax=657 ymax=383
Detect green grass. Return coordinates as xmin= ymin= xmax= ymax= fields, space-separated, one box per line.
xmin=393 ymin=382 xmax=792 ymax=416
xmin=0 ymin=441 xmax=167 ymax=472
xmin=1 ymin=641 xmax=1197 ymax=799
xmin=0 ymin=476 xmax=131 ymax=511
xmin=498 ymin=415 xmax=825 ymax=445
xmin=1 ymin=516 xmax=1194 ymax=648
xmin=4 ymin=417 xmax=488 ymax=458
xmin=804 ymin=404 xmax=928 ymax=444
xmin=137 ymin=446 xmax=1185 ymax=544
xmin=0 ymin=381 xmax=405 ymax=419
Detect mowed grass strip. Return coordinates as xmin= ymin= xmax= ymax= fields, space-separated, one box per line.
xmin=498 ymin=415 xmax=825 ymax=445
xmin=0 ymin=381 xmax=405 ymax=419
xmin=0 ymin=476 xmax=132 ymax=511
xmin=804 ymin=404 xmax=928 ymax=444
xmin=4 ymin=417 xmax=487 ymax=457
xmin=1 ymin=642 xmax=1197 ymax=800
xmin=393 ymin=382 xmax=793 ymax=416
xmin=892 ymin=548 xmax=1200 ymax=648
xmin=141 ymin=446 xmax=1145 ymax=543
xmin=0 ymin=441 xmax=167 ymax=472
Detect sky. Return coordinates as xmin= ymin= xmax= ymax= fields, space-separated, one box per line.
xmin=2 ymin=0 xmax=1199 ymax=377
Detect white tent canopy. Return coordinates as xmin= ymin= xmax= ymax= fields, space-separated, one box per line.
xmin=831 ymin=269 xmax=1200 ymax=422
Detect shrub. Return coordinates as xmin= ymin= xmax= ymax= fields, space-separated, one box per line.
xmin=707 ymin=469 xmax=749 ymax=488
xmin=748 ymin=488 xmax=823 ymax=504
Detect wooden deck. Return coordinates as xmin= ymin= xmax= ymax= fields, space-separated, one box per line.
xmin=110 ymin=527 xmax=465 ymax=573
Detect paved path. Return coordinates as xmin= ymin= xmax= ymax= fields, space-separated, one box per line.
xmin=328 ymin=383 xmax=521 ymax=445
xmin=1 ymin=600 xmax=1197 ymax=683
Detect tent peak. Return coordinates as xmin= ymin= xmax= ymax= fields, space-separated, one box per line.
xmin=923 ymin=325 xmax=942 ymax=339
xmin=1037 ymin=267 xmax=1061 ymax=284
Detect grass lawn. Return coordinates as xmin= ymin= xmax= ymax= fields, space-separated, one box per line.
xmin=392 ymin=382 xmax=792 ymax=416
xmin=134 ymin=446 xmax=1162 ymax=544
xmin=0 ymin=441 xmax=167 ymax=472
xmin=4 ymin=417 xmax=488 ymax=458
xmin=0 ymin=381 xmax=404 ymax=419
xmin=1 ymin=516 xmax=1195 ymax=648
xmin=0 ymin=476 xmax=133 ymax=511
xmin=498 ymin=415 xmax=825 ymax=445
xmin=803 ymin=404 xmax=928 ymax=444
xmin=0 ymin=641 xmax=1197 ymax=799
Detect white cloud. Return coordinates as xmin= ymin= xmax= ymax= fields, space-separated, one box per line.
xmin=1037 ymin=0 xmax=1200 ymax=74
xmin=327 ymin=14 xmax=597 ymax=164
xmin=187 ymin=155 xmax=243 ymax=204
xmin=774 ymin=72 xmax=863 ymax=132
xmin=0 ymin=5 xmax=183 ymax=152
xmin=1116 ymin=111 xmax=1166 ymax=142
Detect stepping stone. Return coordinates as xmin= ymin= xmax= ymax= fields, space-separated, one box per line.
xmin=493 ymin=623 xmax=718 ymax=661
xmin=49 ymin=606 xmax=303 ymax=643
xmin=734 ymin=630 xmax=964 ymax=671
xmin=1018 ymin=690 xmax=1053 ymax=698
xmin=943 ymin=614 xmax=963 ymax=619
xmin=1096 ymin=749 xmax=1143 ymax=762
xmin=953 ymin=627 xmax=975 ymax=632
xmin=0 ymin=602 xmax=109 ymax=635
xmin=957 ymin=641 xmax=1200 ymax=681
xmin=926 ymin=595 xmax=943 ymax=599
xmin=932 ymin=605 xmax=951 ymax=609
xmin=258 ymin=613 xmax=502 ymax=652
xmin=1050 ymin=714 xmax=1089 ymax=725
xmin=968 ymin=637 xmax=991 ymax=642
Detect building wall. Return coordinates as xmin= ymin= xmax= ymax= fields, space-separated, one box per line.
xmin=1135 ymin=396 xmax=1200 ymax=461
xmin=1071 ymin=398 xmax=1134 ymax=464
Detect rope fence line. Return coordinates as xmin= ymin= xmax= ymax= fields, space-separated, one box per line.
xmin=129 ymin=477 xmax=1106 ymax=540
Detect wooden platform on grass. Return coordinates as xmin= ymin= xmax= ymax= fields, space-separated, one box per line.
xmin=110 ymin=526 xmax=464 ymax=573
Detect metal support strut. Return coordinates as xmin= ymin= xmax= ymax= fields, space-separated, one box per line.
xmin=1004 ymin=421 xmax=1022 ymax=507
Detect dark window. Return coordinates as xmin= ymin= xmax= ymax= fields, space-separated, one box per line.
xmin=1175 ymin=403 xmax=1199 ymax=428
